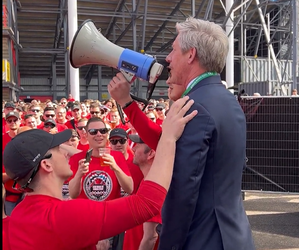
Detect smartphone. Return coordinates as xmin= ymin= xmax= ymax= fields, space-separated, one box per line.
xmin=85 ymin=149 xmax=93 ymax=163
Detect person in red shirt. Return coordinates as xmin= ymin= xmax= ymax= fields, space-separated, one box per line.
xmin=108 ymin=128 xmax=144 ymax=195
xmin=42 ymin=106 xmax=68 ymax=132
xmin=65 ymin=102 xmax=82 ymax=129
xmin=67 ymin=93 xmax=75 ymax=102
xmin=28 ymin=104 xmax=43 ymax=128
xmin=68 ymin=117 xmax=133 ymax=201
xmin=76 ymin=118 xmax=89 ymax=151
xmin=154 ymin=103 xmax=166 ymax=127
xmin=2 ymin=96 xmax=196 ymax=250
xmin=2 ymin=111 xmax=24 ymax=216
xmin=55 ymin=105 xmax=68 ymax=125
xmin=123 ymin=134 xmax=160 ymax=250
xmin=2 ymin=102 xmax=16 ymax=134
xmin=2 ymin=183 xmax=10 ymax=250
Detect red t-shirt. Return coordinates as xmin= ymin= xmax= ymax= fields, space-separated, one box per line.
xmin=69 ymin=150 xmax=131 ymax=201
xmin=126 ymin=151 xmax=144 ymax=194
xmin=77 ymin=141 xmax=89 ymax=151
xmin=2 ymin=132 xmax=12 ymax=152
xmin=2 ymin=117 xmax=8 ymax=134
xmin=2 ymin=216 xmax=11 ymax=250
xmin=123 ymin=180 xmax=162 ymax=250
xmin=65 ymin=119 xmax=78 ymax=129
xmin=6 ymin=181 xmax=166 ymax=250
xmin=2 ymin=133 xmax=23 ymax=202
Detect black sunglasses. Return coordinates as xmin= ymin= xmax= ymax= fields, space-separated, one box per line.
xmin=110 ymin=138 xmax=127 ymax=145
xmin=44 ymin=124 xmax=55 ymax=128
xmin=31 ymin=109 xmax=40 ymax=113
xmin=45 ymin=114 xmax=55 ymax=118
xmin=88 ymin=128 xmax=109 ymax=135
xmin=77 ymin=126 xmax=85 ymax=130
xmin=6 ymin=119 xmax=18 ymax=123
xmin=155 ymin=108 xmax=163 ymax=111
xmin=90 ymin=110 xmax=105 ymax=115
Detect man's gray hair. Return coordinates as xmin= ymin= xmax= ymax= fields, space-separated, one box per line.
xmin=176 ymin=17 xmax=229 ymax=73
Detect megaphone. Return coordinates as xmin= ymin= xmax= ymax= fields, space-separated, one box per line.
xmin=70 ymin=19 xmax=164 ymax=84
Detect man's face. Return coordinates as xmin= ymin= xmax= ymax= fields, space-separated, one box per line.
xmin=43 ymin=122 xmax=56 ymax=133
xmin=90 ymin=107 xmax=105 ymax=119
xmin=76 ymin=120 xmax=87 ymax=139
xmin=43 ymin=110 xmax=56 ymax=121
xmin=25 ymin=116 xmax=37 ymax=129
xmin=109 ymin=136 xmax=127 ymax=155
xmin=166 ymin=34 xmax=190 ymax=101
xmin=56 ymin=107 xmax=66 ymax=120
xmin=72 ymin=108 xmax=82 ymax=120
xmin=132 ymin=143 xmax=149 ymax=166
xmin=50 ymin=146 xmax=74 ymax=180
xmin=4 ymin=107 xmax=15 ymax=115
xmin=86 ymin=121 xmax=108 ymax=149
xmin=109 ymin=111 xmax=120 ymax=124
xmin=6 ymin=116 xmax=21 ymax=131
xmin=29 ymin=106 xmax=41 ymax=120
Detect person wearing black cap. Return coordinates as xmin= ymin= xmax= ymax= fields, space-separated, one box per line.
xmin=65 ymin=102 xmax=82 ymax=130
xmin=2 ymin=96 xmax=197 ymax=250
xmin=43 ymin=119 xmax=58 ymax=134
xmin=109 ymin=128 xmax=144 ymax=195
xmin=154 ymin=103 xmax=166 ymax=127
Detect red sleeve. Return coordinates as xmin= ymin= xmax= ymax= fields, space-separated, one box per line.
xmin=55 ymin=181 xmax=166 ymax=248
xmin=124 ymin=102 xmax=162 ymax=150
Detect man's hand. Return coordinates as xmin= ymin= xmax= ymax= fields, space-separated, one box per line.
xmin=95 ymin=239 xmax=110 ymax=250
xmin=162 ymin=96 xmax=198 ymax=141
xmin=108 ymin=72 xmax=133 ymax=107
xmin=76 ymin=159 xmax=90 ymax=178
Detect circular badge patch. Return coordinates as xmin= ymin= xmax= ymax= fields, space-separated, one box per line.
xmin=83 ymin=170 xmax=113 ymax=201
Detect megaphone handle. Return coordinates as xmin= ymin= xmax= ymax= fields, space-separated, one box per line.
xmin=116 ymin=103 xmax=126 ymax=125
xmin=130 ymin=93 xmax=149 ymax=106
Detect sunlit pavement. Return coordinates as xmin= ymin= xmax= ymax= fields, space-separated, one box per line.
xmin=244 ymin=192 xmax=299 ymax=250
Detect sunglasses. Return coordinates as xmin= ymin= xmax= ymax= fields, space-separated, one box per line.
xmin=44 ymin=124 xmax=55 ymax=128
xmin=61 ymin=102 xmax=67 ymax=104
xmin=155 ymin=108 xmax=163 ymax=111
xmin=6 ymin=119 xmax=18 ymax=124
xmin=77 ymin=126 xmax=85 ymax=130
xmin=90 ymin=110 xmax=105 ymax=115
xmin=31 ymin=109 xmax=40 ymax=113
xmin=110 ymin=138 xmax=127 ymax=145
xmin=149 ymin=117 xmax=156 ymax=120
xmin=45 ymin=114 xmax=55 ymax=118
xmin=88 ymin=128 xmax=109 ymax=135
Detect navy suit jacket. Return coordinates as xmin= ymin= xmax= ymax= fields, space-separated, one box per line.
xmin=158 ymin=75 xmax=255 ymax=250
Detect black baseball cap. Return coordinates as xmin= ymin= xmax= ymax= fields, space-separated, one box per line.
xmin=4 ymin=102 xmax=16 ymax=109
xmin=109 ymin=128 xmax=127 ymax=139
xmin=128 ymin=134 xmax=144 ymax=144
xmin=3 ymin=129 xmax=72 ymax=188
xmin=44 ymin=119 xmax=56 ymax=126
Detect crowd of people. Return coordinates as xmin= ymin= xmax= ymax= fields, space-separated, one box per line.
xmin=2 ymin=17 xmax=256 ymax=250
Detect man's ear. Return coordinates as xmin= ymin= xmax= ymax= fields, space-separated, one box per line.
xmin=148 ymin=149 xmax=156 ymax=161
xmin=188 ymin=47 xmax=197 ymax=64
xmin=39 ymin=159 xmax=53 ymax=173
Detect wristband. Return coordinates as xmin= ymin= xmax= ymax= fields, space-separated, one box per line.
xmin=122 ymin=100 xmax=134 ymax=110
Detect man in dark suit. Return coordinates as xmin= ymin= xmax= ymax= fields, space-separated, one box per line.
xmin=108 ymin=17 xmax=255 ymax=250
